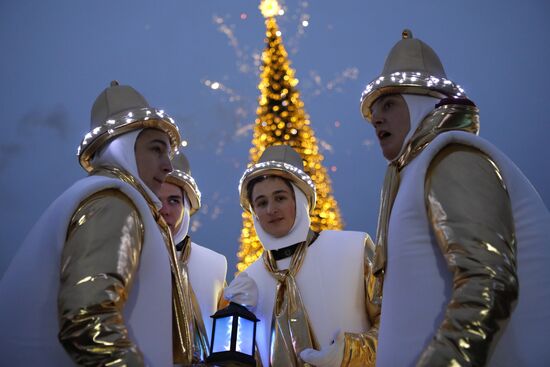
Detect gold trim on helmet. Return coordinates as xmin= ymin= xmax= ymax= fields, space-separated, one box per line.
xmin=239 ymin=161 xmax=317 ymax=214
xmin=77 ymin=108 xmax=181 ymax=172
xmin=360 ymin=71 xmax=466 ymax=121
xmin=165 ymin=170 xmax=201 ymax=216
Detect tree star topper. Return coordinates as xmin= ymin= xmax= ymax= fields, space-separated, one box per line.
xmin=259 ymin=0 xmax=281 ymax=18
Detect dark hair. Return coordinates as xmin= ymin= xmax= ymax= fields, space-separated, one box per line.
xmin=246 ymin=175 xmax=294 ymax=208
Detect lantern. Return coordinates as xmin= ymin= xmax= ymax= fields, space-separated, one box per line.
xmin=206 ymin=302 xmax=259 ymax=366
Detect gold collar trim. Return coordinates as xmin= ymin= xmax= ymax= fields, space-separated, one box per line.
xmin=371 ymin=103 xmax=480 ymax=299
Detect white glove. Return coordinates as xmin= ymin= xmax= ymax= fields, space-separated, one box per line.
xmin=300 ymin=330 xmax=345 ymax=367
xmin=224 ymin=272 xmax=259 ymax=311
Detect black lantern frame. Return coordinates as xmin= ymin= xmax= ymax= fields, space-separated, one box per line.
xmin=206 ymin=302 xmax=259 ymax=366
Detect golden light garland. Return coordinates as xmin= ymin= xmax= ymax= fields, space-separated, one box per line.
xmin=236 ymin=1 xmax=343 ymax=272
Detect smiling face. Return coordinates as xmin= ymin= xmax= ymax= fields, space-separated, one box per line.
xmin=370 ymin=94 xmax=411 ymax=160
xmin=159 ymin=182 xmax=185 ymax=234
xmin=251 ymin=176 xmax=296 ymax=238
xmin=134 ymin=128 xmax=173 ymax=195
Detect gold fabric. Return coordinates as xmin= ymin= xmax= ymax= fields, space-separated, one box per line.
xmin=58 ymin=166 xmax=190 ymax=365
xmin=217 ymin=283 xmax=230 ymax=311
xmin=372 ymin=103 xmax=480 ymax=303
xmin=417 ymin=144 xmax=517 ymax=366
xmin=98 ymin=167 xmax=191 ymax=364
xmin=338 ymin=235 xmax=380 ymax=367
xmin=159 ymin=226 xmax=193 ymax=366
xmin=262 ymin=230 xmax=319 ymax=367
xmin=176 ymin=237 xmax=210 ymax=364
xmin=373 ymin=102 xmax=518 ymax=366
xmin=341 ymin=332 xmax=376 ymax=367
xmin=58 ymin=188 xmax=145 ymax=366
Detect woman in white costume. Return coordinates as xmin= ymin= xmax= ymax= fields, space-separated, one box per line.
xmin=225 ymin=144 xmax=379 ymax=367
xmin=158 ymin=151 xmax=227 ymax=365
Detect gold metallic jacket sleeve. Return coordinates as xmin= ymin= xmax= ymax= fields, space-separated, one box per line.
xmin=217 ymin=281 xmax=230 ymax=310
xmin=58 ymin=189 xmax=145 ymax=366
xmin=418 ymin=144 xmax=518 ymax=367
xmin=340 ymin=235 xmax=379 ymax=367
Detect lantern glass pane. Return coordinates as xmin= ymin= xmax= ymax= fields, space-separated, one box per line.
xmin=236 ymin=316 xmax=255 ymax=355
xmin=212 ymin=316 xmax=233 ymax=353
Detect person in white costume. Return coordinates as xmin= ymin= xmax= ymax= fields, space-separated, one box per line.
xmin=360 ymin=29 xmax=550 ymax=366
xmin=225 ymin=145 xmax=380 ymax=367
xmin=0 ymin=81 xmax=191 ymax=366
xmin=158 ymin=151 xmax=227 ymax=364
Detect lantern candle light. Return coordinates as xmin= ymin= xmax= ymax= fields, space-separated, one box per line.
xmin=206 ymin=302 xmax=259 ymax=366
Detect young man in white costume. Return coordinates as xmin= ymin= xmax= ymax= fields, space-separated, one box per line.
xmin=360 ymin=29 xmax=550 ymax=366
xmin=225 ymin=145 xmax=380 ymax=367
xmin=0 ymin=81 xmax=191 ymax=366
xmin=158 ymin=151 xmax=227 ymax=364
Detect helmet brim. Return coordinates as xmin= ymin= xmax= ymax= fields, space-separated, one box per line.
xmin=239 ymin=161 xmax=316 ymax=214
xmin=78 ymin=108 xmax=180 ymax=172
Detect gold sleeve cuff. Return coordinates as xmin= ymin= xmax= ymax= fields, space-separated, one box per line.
xmin=338 ymin=235 xmax=380 ymax=367
xmin=58 ymin=189 xmax=145 ymax=366
xmin=341 ymin=331 xmax=377 ymax=367
xmin=419 ymin=144 xmax=518 ymax=366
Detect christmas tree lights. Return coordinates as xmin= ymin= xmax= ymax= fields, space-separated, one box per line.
xmin=237 ymin=0 xmax=343 ymax=272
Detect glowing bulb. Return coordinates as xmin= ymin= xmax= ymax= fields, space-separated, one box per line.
xmin=259 ymin=0 xmax=281 ymax=18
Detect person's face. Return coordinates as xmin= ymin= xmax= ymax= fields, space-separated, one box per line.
xmin=134 ymin=128 xmax=173 ymax=195
xmin=251 ymin=177 xmax=296 ymax=238
xmin=159 ymin=182 xmax=185 ymax=234
xmin=370 ymin=94 xmax=411 ymax=160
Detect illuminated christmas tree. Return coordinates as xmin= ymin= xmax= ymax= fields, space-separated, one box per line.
xmin=237 ymin=0 xmax=343 ymax=272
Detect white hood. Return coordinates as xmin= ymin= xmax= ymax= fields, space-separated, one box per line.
xmin=252 ymin=182 xmax=311 ymax=251
xmin=393 ymin=94 xmax=441 ymax=161
xmin=91 ymin=129 xmax=162 ymax=209
xmin=173 ymin=194 xmax=191 ymax=245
